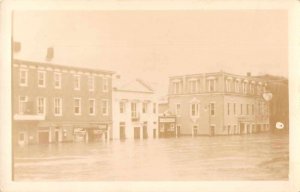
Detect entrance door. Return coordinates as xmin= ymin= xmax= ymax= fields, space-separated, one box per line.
xmin=134 ymin=127 xmax=140 ymax=139
xmin=143 ymin=126 xmax=148 ymax=139
xmin=240 ymin=123 xmax=245 ymax=134
xmin=55 ymin=131 xmax=59 ymax=143
xmin=120 ymin=126 xmax=126 ymax=140
xmin=153 ymin=129 xmax=156 ymax=138
xmin=39 ymin=132 xmax=49 ymax=144
xmin=176 ymin=125 xmax=181 ymax=137
xmin=193 ymin=126 xmax=198 ymax=136
xmin=210 ymin=125 xmax=215 ymax=136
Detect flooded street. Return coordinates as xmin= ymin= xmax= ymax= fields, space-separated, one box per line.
xmin=14 ymin=133 xmax=288 ymax=181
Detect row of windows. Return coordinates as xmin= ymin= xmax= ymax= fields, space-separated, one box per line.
xmin=119 ymin=102 xmax=157 ymax=114
xmin=175 ymin=103 xmax=216 ymax=117
xmin=172 ymin=78 xmax=266 ymax=95
xmin=19 ymin=68 xmax=109 ymax=92
xmin=226 ymin=102 xmax=268 ymax=116
xmin=19 ymin=96 xmax=109 ymax=116
xmin=174 ymin=102 xmax=268 ymax=118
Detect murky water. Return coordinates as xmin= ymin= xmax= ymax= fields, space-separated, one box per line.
xmin=14 ymin=133 xmax=288 ymax=181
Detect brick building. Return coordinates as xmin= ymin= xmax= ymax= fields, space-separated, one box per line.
xmin=167 ymin=71 xmax=270 ymax=136
xmin=12 ymin=59 xmax=114 ymax=145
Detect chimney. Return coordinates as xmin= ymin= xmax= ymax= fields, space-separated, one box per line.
xmin=46 ymin=47 xmax=54 ymax=61
xmin=247 ymin=72 xmax=251 ymax=77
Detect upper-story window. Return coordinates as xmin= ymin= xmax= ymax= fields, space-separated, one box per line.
xmin=153 ymin=103 xmax=157 ymax=113
xmin=190 ymin=103 xmax=200 ymax=117
xmin=207 ymin=78 xmax=216 ymax=92
xmin=173 ymin=81 xmax=182 ymax=94
xmin=176 ymin=103 xmax=181 ymax=116
xmin=19 ymin=96 xmax=28 ymax=114
xmin=233 ymin=103 xmax=236 ymax=115
xmin=209 ymin=103 xmax=215 ymax=116
xmin=74 ymin=98 xmax=81 ymax=115
xmin=102 ymin=99 xmax=109 ymax=115
xmin=189 ymin=79 xmax=198 ymax=93
xmin=243 ymin=81 xmax=248 ymax=94
xmin=103 ymin=78 xmax=108 ymax=92
xmin=37 ymin=97 xmax=46 ymax=115
xmin=235 ymin=80 xmax=240 ymax=93
xmin=120 ymin=101 xmax=125 ymax=113
xmin=54 ymin=72 xmax=61 ymax=89
xmin=225 ymin=79 xmax=231 ymax=92
xmin=88 ymin=76 xmax=95 ymax=91
xmin=252 ymin=104 xmax=255 ymax=115
xmin=240 ymin=103 xmax=243 ymax=115
xmin=89 ymin=99 xmax=95 ymax=115
xmin=227 ymin=103 xmax=230 ymax=115
xmin=54 ymin=97 xmax=62 ymax=116
xmin=74 ymin=75 xmax=80 ymax=90
xmin=19 ymin=68 xmax=28 ymax=86
xmin=37 ymin=71 xmax=46 ymax=88
xmin=142 ymin=102 xmax=148 ymax=113
xmin=131 ymin=102 xmax=137 ymax=118
xmin=257 ymin=83 xmax=262 ymax=95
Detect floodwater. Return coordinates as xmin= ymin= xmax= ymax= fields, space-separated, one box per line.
xmin=14 ymin=132 xmax=288 ymax=181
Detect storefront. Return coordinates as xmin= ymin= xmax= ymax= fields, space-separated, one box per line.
xmin=73 ymin=123 xmax=109 ymax=142
xmin=158 ymin=115 xmax=177 ymax=138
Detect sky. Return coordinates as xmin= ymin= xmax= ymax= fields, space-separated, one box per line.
xmin=13 ymin=10 xmax=288 ymax=96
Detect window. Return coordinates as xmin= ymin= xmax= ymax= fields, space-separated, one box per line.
xmin=142 ymin=102 xmax=148 ymax=113
xmin=247 ymin=104 xmax=249 ymax=115
xmin=240 ymin=104 xmax=243 ymax=115
xmin=131 ymin=102 xmax=137 ymax=118
xmin=54 ymin=72 xmax=61 ymax=89
xmin=153 ymin=103 xmax=156 ymax=113
xmin=189 ymin=80 xmax=198 ymax=93
xmin=102 ymin=100 xmax=109 ymax=115
xmin=235 ymin=80 xmax=240 ymax=93
xmin=207 ymin=79 xmax=216 ymax=92
xmin=252 ymin=104 xmax=254 ymax=115
xmin=233 ymin=103 xmax=236 ymax=115
xmin=209 ymin=103 xmax=215 ymax=116
xmin=74 ymin=98 xmax=81 ymax=115
xmin=227 ymin=103 xmax=230 ymax=115
xmin=120 ymin=102 xmax=125 ymax=113
xmin=190 ymin=103 xmax=200 ymax=117
xmin=226 ymin=79 xmax=231 ymax=92
xmin=88 ymin=76 xmax=95 ymax=91
xmin=54 ymin=97 xmax=62 ymax=116
xmin=103 ymin=78 xmax=108 ymax=92
xmin=243 ymin=82 xmax=248 ymax=94
xmin=19 ymin=68 xmax=28 ymax=86
xmin=176 ymin=103 xmax=181 ymax=116
xmin=19 ymin=132 xmax=25 ymax=141
xmin=250 ymin=83 xmax=255 ymax=94
xmin=89 ymin=99 xmax=95 ymax=115
xmin=74 ymin=75 xmax=80 ymax=90
xmin=38 ymin=71 xmax=46 ymax=87
xmin=173 ymin=81 xmax=181 ymax=94
xmin=257 ymin=85 xmax=261 ymax=95
xmin=19 ymin=96 xmax=28 ymax=114
xmin=37 ymin=97 xmax=46 ymax=115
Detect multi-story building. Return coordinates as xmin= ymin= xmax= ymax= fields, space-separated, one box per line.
xmin=167 ymin=71 xmax=270 ymax=136
xmin=12 ymin=59 xmax=114 ymax=145
xmin=112 ymin=79 xmax=158 ymax=140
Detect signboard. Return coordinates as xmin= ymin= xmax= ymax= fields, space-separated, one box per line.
xmin=159 ymin=117 xmax=176 ymax=123
xmin=98 ymin=124 xmax=107 ymax=130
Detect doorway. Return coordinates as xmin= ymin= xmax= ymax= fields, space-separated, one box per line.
xmin=134 ymin=127 xmax=140 ymax=139
xmin=210 ymin=125 xmax=215 ymax=136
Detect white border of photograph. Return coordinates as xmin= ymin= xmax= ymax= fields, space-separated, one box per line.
xmin=1 ymin=0 xmax=300 ymax=191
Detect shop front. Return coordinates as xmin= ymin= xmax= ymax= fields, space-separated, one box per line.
xmin=158 ymin=115 xmax=177 ymax=138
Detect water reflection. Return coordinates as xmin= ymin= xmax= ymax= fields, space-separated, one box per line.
xmin=14 ymin=133 xmax=288 ymax=181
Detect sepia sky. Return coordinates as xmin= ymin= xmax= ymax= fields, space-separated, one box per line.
xmin=13 ymin=11 xmax=288 ymax=96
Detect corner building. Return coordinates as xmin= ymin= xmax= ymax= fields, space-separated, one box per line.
xmin=168 ymin=72 xmax=270 ymax=136
xmin=12 ymin=59 xmax=114 ymax=145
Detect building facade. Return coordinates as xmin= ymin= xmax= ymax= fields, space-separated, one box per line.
xmin=12 ymin=59 xmax=114 ymax=145
xmin=112 ymin=79 xmax=158 ymax=140
xmin=167 ymin=72 xmax=270 ymax=136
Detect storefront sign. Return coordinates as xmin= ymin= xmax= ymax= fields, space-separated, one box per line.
xmin=98 ymin=124 xmax=107 ymax=130
xmin=159 ymin=117 xmax=176 ymax=123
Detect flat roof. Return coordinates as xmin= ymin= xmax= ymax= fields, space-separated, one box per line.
xmin=13 ymin=59 xmax=115 ymax=75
